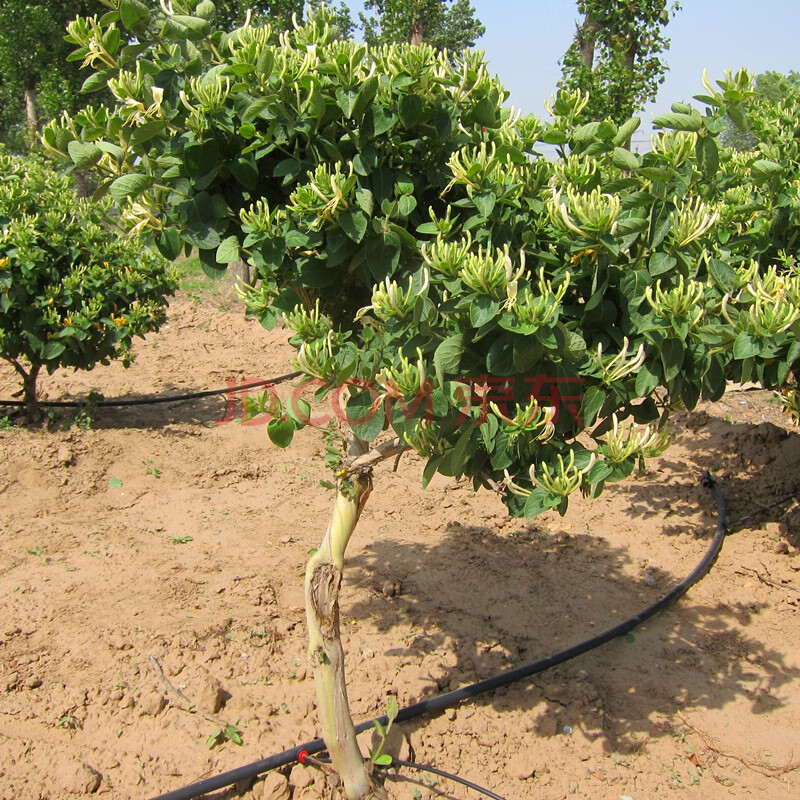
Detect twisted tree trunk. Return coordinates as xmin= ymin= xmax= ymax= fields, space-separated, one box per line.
xmin=304 ymin=435 xmax=404 ymax=799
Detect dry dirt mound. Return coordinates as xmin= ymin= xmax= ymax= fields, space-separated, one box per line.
xmin=1 ymin=286 xmax=799 ymax=800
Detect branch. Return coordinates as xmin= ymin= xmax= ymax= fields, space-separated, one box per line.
xmin=345 ymin=438 xmax=408 ymax=473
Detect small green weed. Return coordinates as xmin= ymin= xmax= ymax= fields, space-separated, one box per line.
xmin=369 ymin=697 xmax=399 ymax=767
xmin=0 ymin=416 xmax=14 ymax=431
xmin=206 ymin=723 xmax=243 ymax=749
xmin=144 ymin=458 xmax=161 ymax=478
xmin=56 ymin=714 xmax=82 ymax=730
xmin=169 ymin=535 xmax=193 ymax=545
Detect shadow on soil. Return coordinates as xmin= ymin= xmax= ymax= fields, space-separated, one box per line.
xmin=615 ymin=411 xmax=800 ymax=542
xmin=346 ymin=510 xmax=798 ymax=756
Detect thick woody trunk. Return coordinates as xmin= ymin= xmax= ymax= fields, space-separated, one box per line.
xmin=304 ymin=437 xmax=376 ymax=800
xmin=23 ymin=364 xmax=40 ymax=419
xmin=576 ymin=12 xmax=602 ymax=68
xmin=410 ymin=17 xmax=423 ymax=46
xmin=24 ymin=87 xmax=38 ymax=150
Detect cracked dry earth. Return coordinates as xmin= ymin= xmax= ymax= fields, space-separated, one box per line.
xmin=1 ymin=283 xmax=799 ymax=800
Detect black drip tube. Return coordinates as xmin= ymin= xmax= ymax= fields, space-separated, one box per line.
xmin=150 ymin=471 xmax=727 ymax=800
xmin=0 ymin=372 xmax=302 ymax=408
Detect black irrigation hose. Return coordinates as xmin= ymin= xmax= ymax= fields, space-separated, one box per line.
xmin=0 ymin=372 xmax=301 ymax=409
xmin=391 ymin=758 xmax=507 ymax=800
xmin=300 ymin=754 xmax=507 ymax=800
xmin=150 ymin=470 xmax=727 ymax=800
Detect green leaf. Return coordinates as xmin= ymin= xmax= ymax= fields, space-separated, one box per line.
xmin=397 ymin=194 xmax=417 ymax=217
xmin=726 ymin=104 xmax=748 ymax=132
xmin=355 ymin=188 xmax=374 ymax=216
xmin=198 ymin=246 xmax=227 ymax=278
xmin=652 ymin=112 xmax=704 ymax=132
xmin=80 ymin=71 xmax=112 ymax=94
xmin=571 ymin=122 xmax=601 ymax=147
xmin=470 ymin=295 xmax=500 ymax=327
xmin=336 ymin=87 xmax=359 ymax=118
xmin=433 ymin=335 xmax=464 ymax=386
xmin=422 ymin=455 xmax=443 ymax=488
xmin=733 ymin=332 xmax=761 ymax=360
xmin=67 ymin=140 xmax=103 ymax=170
xmin=707 ymin=258 xmax=736 ymax=293
xmin=580 ymin=386 xmax=606 ymax=427
xmin=169 ymin=14 xmax=211 ymax=37
xmin=182 ymin=222 xmax=221 ymax=251
xmin=109 ymin=173 xmax=153 ymax=202
xmin=42 ymin=340 xmax=66 ymax=360
xmin=523 ymin=487 xmax=561 ymax=518
xmin=696 ymin=136 xmax=719 ymax=178
xmin=267 ymin=418 xmax=295 ymax=448
xmin=635 ymin=360 xmax=660 ymax=396
xmin=661 ymin=339 xmax=684 ymax=382
xmin=156 ymin=229 xmax=182 ymax=261
xmin=439 ymin=424 xmax=475 ymax=478
xmin=184 ymin=140 xmax=219 ymax=180
xmin=347 ymin=390 xmax=384 ymax=441
xmin=352 ymin=75 xmax=379 ymax=120
xmin=612 ymin=147 xmax=639 ymax=171
xmin=109 ymin=478 xmax=123 ymax=489
xmin=751 ymin=159 xmax=784 ymax=183
xmin=230 ymin=155 xmax=259 ymax=190
xmin=648 ymin=252 xmax=676 ymax=277
xmin=473 ymin=193 xmax=496 ymax=218
xmin=386 ymin=696 xmax=399 ymax=724
xmin=339 ymin=210 xmax=368 ymax=243
xmin=216 ymin=235 xmax=240 ymax=264
xmin=586 ymin=460 xmax=614 ymax=485
xmin=119 ymin=0 xmax=151 ymax=30
xmin=612 ymin=117 xmax=641 ymax=147
xmin=399 ymin=94 xmax=423 ymax=128
xmin=374 ymin=754 xmax=393 ymax=766
xmin=365 ymin=232 xmax=401 ymax=281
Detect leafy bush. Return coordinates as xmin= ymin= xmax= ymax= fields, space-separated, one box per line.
xmin=0 ymin=148 xmax=178 ymax=414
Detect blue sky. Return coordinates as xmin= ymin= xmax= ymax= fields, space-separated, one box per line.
xmin=346 ymin=1 xmax=800 ymax=144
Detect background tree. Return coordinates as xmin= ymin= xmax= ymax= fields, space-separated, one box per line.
xmin=212 ymin=0 xmax=354 ymax=36
xmin=720 ymin=70 xmax=800 ymax=151
xmin=0 ymin=0 xmax=110 ymax=151
xmin=360 ymin=0 xmax=484 ymax=49
xmin=0 ymin=0 xmax=353 ymax=152
xmin=559 ymin=0 xmax=679 ymax=124
xmin=0 ymin=148 xmax=177 ymax=416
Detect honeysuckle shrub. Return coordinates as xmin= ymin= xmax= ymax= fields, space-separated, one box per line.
xmin=43 ymin=3 xmax=800 ymax=797
xmin=0 ymin=148 xmax=178 ymax=413
xmin=44 ymin=2 xmax=800 ymax=512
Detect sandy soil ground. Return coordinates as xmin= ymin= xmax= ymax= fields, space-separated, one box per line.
xmin=1 ymin=275 xmax=799 ymax=800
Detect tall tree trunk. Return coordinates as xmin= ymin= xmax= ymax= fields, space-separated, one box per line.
xmin=410 ymin=18 xmax=423 ymax=45
xmin=576 ymin=12 xmax=602 ymax=68
xmin=24 ymin=86 xmax=38 ymax=151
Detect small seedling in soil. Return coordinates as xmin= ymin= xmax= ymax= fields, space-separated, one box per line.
xmin=369 ymin=697 xmax=399 ymax=767
xmin=144 ymin=458 xmax=162 ymax=478
xmin=0 ymin=416 xmax=13 ymax=431
xmin=56 ymin=714 xmax=82 ymax=730
xmin=108 ymin=478 xmax=123 ymax=489
xmin=205 ymin=723 xmax=243 ymax=749
xmin=169 ymin=536 xmax=193 ymax=545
